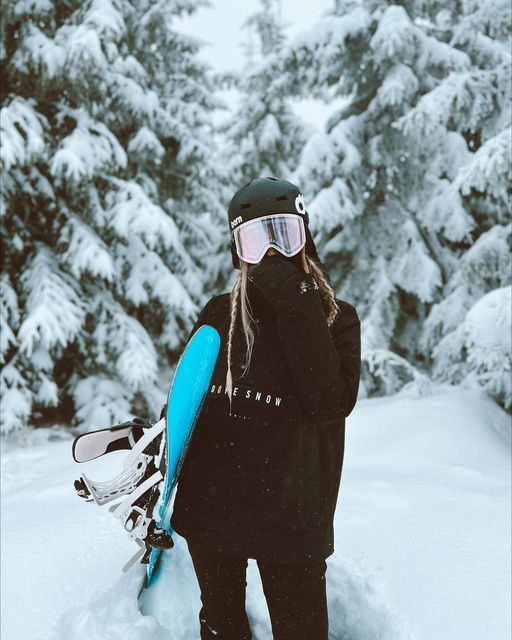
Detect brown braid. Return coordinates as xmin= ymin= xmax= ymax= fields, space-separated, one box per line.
xmin=225 ymin=277 xmax=240 ymax=415
xmin=224 ymin=247 xmax=340 ymax=411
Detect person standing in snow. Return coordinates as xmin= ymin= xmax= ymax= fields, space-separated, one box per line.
xmin=170 ymin=177 xmax=361 ymax=639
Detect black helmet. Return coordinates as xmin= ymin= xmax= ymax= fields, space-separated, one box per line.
xmin=227 ymin=177 xmax=322 ymax=270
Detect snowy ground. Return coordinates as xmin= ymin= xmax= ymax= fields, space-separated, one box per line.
xmin=1 ymin=388 xmax=510 ymax=640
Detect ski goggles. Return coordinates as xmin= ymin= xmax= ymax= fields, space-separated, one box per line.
xmin=232 ymin=214 xmax=306 ymax=264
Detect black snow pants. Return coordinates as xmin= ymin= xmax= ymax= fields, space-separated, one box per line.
xmin=187 ymin=540 xmax=329 ymax=640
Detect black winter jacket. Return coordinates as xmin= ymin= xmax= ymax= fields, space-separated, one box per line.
xmin=170 ymin=266 xmax=361 ymax=564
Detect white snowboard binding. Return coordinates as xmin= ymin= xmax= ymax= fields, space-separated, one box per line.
xmin=72 ymin=415 xmax=174 ymax=572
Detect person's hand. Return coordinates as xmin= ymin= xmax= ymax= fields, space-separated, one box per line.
xmin=246 ymin=254 xmax=302 ymax=302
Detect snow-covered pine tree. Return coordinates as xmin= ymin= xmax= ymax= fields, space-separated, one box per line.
xmin=271 ymin=0 xmax=511 ymax=409
xmin=218 ymin=0 xmax=312 ymax=187
xmin=415 ymin=2 xmax=512 ymax=410
xmin=0 ymin=0 xmax=225 ymax=434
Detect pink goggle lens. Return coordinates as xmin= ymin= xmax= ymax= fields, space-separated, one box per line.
xmin=233 ymin=214 xmax=306 ymax=264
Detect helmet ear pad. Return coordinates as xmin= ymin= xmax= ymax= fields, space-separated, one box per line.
xmin=303 ymin=224 xmax=321 ymax=265
xmin=231 ymin=239 xmax=240 ymax=270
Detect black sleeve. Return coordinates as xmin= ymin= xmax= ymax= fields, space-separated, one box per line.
xmin=268 ymin=274 xmax=361 ymax=423
xmin=184 ymin=297 xmax=214 ymax=344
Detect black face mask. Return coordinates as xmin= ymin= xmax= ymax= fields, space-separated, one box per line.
xmin=288 ymin=251 xmax=305 ymax=273
xmin=259 ymin=250 xmax=305 ymax=272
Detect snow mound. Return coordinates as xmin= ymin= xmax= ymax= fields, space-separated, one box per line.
xmin=2 ymin=389 xmax=509 ymax=640
xmin=50 ymin=535 xmax=412 ymax=640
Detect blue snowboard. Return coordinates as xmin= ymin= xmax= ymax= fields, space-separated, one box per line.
xmin=138 ymin=324 xmax=220 ymax=604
